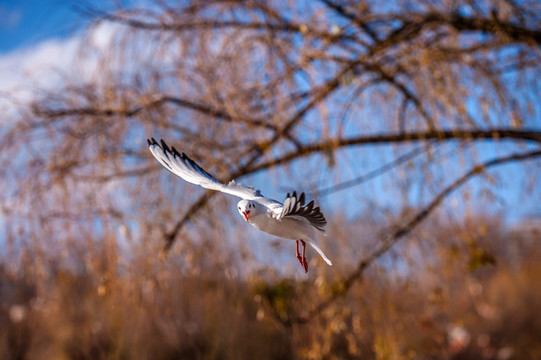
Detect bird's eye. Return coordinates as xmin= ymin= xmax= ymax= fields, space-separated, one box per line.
xmin=238 ymin=207 xmax=241 ymax=210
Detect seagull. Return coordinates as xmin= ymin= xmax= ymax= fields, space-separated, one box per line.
xmin=147 ymin=138 xmax=332 ymax=272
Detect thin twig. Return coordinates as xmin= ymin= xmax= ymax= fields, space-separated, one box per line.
xmin=312 ymin=141 xmax=436 ymax=198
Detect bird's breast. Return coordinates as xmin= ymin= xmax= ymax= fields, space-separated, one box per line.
xmin=248 ymin=213 xmax=313 ymax=240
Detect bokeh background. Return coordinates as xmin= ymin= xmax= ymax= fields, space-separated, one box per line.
xmin=1 ymin=1 xmax=540 ymax=359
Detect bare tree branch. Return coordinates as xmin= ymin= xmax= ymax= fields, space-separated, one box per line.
xmin=292 ymin=148 xmax=541 ymax=324
xmin=319 ymin=0 xmax=378 ymax=42
xmin=372 ymin=12 xmax=541 ymax=52
xmin=33 ymin=94 xmax=278 ymax=131
xmin=311 ymin=141 xmax=437 ymax=198
xmin=248 ymin=129 xmax=541 ymax=173
xmin=86 ymin=8 xmax=359 ymax=43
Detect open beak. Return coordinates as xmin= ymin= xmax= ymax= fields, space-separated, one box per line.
xmin=242 ymin=210 xmax=250 ymax=221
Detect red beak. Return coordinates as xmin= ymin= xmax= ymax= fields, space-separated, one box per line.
xmin=242 ymin=210 xmax=250 ymax=221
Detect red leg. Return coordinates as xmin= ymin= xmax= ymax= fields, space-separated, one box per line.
xmin=295 ymin=240 xmax=304 ymax=267
xmin=300 ymin=240 xmax=308 ymax=273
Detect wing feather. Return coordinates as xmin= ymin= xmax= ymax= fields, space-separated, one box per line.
xmin=277 ymin=191 xmax=327 ymax=233
xmin=147 ymin=138 xmax=280 ymax=208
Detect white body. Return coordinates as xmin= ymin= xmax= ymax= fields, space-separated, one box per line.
xmin=250 ymin=212 xmax=317 ymax=240
xmin=247 ymin=210 xmax=332 ymax=266
xmin=237 ymin=200 xmax=332 ymax=265
xmin=148 ymin=138 xmax=332 ymax=266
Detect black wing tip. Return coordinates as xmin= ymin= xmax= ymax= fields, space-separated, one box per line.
xmin=149 ymin=138 xmax=186 ymax=164
xmin=150 ymin=138 xmax=181 ymax=158
xmin=150 ymin=140 xmax=198 ymax=168
xmin=176 ymin=151 xmax=215 ymax=180
xmin=181 ymin=152 xmax=195 ymax=166
xmin=285 ymin=190 xmax=305 ymax=199
xmin=281 ymin=191 xmax=327 ymax=229
xmin=170 ymin=145 xmax=182 ymax=157
xmin=160 ymin=139 xmax=170 ymax=152
xmin=285 ymin=191 xmax=306 ymax=203
xmin=147 ymin=138 xmax=217 ymax=181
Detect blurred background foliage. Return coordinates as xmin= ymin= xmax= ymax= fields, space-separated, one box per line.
xmin=1 ymin=216 xmax=540 ymax=359
xmin=0 ymin=0 xmax=540 ymax=359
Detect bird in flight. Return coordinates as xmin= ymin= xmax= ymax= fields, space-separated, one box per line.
xmin=147 ymin=138 xmax=332 ymax=272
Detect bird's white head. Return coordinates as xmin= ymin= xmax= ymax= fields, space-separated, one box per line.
xmin=237 ymin=199 xmax=258 ymax=222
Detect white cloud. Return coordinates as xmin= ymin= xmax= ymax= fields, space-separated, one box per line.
xmin=0 ymin=22 xmax=120 ymax=116
xmin=0 ymin=36 xmax=78 ymax=92
xmin=89 ymin=21 xmax=117 ymax=50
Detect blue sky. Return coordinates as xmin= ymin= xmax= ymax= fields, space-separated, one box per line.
xmin=1 ymin=0 xmax=538 ymax=236
xmin=0 ymin=1 xmax=84 ymax=53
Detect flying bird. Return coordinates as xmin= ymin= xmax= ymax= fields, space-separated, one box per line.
xmin=147 ymin=138 xmax=332 ymax=272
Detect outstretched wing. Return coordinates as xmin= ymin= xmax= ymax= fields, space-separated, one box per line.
xmin=275 ymin=191 xmax=327 ymax=234
xmin=147 ymin=138 xmax=279 ymax=207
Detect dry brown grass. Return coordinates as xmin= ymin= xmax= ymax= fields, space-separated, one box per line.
xmin=1 ymin=215 xmax=539 ymax=360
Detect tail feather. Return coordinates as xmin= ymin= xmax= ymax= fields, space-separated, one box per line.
xmin=308 ymin=240 xmax=332 ymax=266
